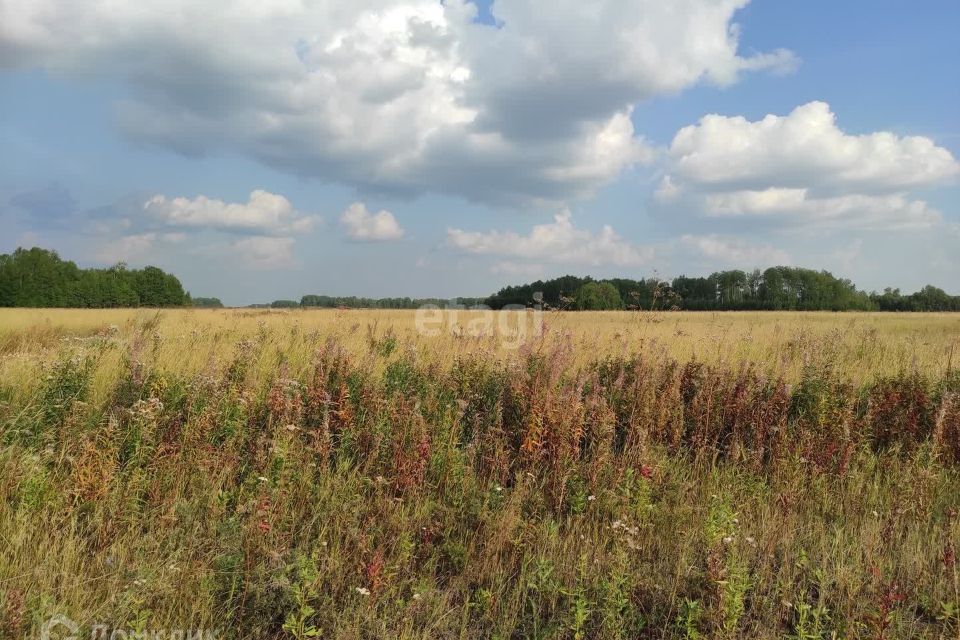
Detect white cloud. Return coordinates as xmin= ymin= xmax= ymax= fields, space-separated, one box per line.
xmin=144 ymin=190 xmax=318 ymax=235
xmin=340 ymin=202 xmax=405 ymax=241
xmin=230 ymin=236 xmax=295 ymax=270
xmin=679 ymin=234 xmax=789 ymax=267
xmin=94 ymin=232 xmax=184 ymax=264
xmin=0 ymin=0 xmax=793 ymax=205
xmin=447 ymin=210 xmax=653 ymax=267
xmin=702 ymin=189 xmax=940 ymax=229
xmin=659 ymin=102 xmax=959 ymax=230
xmin=490 ymin=261 xmax=546 ymax=277
xmin=668 ymin=102 xmax=958 ymax=191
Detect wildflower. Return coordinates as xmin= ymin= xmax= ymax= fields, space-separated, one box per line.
xmin=943 ymin=545 xmax=956 ymax=569
xmin=587 ymin=495 xmax=596 ymax=501
xmin=356 ymin=587 xmax=371 ymax=596
xmin=412 ymin=593 xmax=422 ymax=601
xmin=722 ymin=536 xmax=734 ymax=544
xmin=494 ymin=485 xmax=503 ymax=493
xmin=257 ymin=476 xmax=268 ymax=483
xmin=745 ymin=536 xmax=756 ymax=547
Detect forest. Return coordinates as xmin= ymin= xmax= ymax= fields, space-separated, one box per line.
xmin=2 ymin=247 xmax=958 ymax=311
xmin=485 ymin=267 xmax=960 ymax=312
xmin=0 ymin=247 xmax=189 ymax=308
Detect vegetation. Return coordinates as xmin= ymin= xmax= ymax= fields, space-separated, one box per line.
xmin=191 ymin=297 xmax=224 ymax=308
xmin=0 ymin=309 xmax=958 ymax=639
xmin=486 ymin=268 xmax=960 ymax=312
xmin=300 ymin=295 xmax=486 ymax=309
xmin=574 ymin=281 xmax=623 ymax=310
xmin=0 ymin=247 xmax=189 ymax=308
xmin=4 ymin=247 xmax=958 ymax=313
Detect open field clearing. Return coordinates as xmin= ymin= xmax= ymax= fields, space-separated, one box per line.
xmin=1 ymin=309 xmax=959 ymax=638
xmin=1 ymin=308 xmax=958 ymax=388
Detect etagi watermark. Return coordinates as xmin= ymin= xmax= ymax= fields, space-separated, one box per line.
xmin=414 ymin=295 xmax=543 ymax=349
xmin=39 ymin=614 xmax=219 ymax=640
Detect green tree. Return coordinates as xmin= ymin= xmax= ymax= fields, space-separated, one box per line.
xmin=574 ymin=281 xmax=623 ymax=310
xmin=0 ymin=247 xmax=189 ymax=308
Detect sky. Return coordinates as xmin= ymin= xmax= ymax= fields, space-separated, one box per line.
xmin=1 ymin=0 xmax=958 ymax=305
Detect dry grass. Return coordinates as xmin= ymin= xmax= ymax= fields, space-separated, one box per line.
xmin=0 ymin=308 xmax=958 ymax=639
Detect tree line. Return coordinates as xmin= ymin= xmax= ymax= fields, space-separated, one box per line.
xmin=485 ymin=267 xmax=960 ymax=312
xmin=0 ymin=247 xmax=190 ymax=308
xmin=3 ymin=247 xmax=957 ymax=312
xmin=288 ymin=295 xmax=486 ymax=309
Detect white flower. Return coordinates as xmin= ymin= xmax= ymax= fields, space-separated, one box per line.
xmin=257 ymin=476 xmax=268 ymax=482
xmin=722 ymin=536 xmax=734 ymax=544
xmin=356 ymin=587 xmax=371 ymax=596
xmin=587 ymin=495 xmax=596 ymax=502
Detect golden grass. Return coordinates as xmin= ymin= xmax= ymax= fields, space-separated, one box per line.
xmin=0 ymin=308 xmax=958 ymax=638
xmin=1 ymin=308 xmax=957 ymax=389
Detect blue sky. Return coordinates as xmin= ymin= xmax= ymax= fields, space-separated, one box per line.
xmin=1 ymin=0 xmax=958 ymax=304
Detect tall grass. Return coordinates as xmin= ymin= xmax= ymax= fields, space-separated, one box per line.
xmin=0 ymin=310 xmax=958 ymax=638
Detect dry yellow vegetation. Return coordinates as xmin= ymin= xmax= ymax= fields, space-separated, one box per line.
xmin=2 ymin=308 xmax=958 ymax=386
xmin=1 ymin=308 xmax=958 ymax=638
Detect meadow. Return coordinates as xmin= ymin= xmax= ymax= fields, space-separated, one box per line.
xmin=0 ymin=308 xmax=958 ymax=639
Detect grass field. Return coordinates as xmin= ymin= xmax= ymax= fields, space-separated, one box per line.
xmin=0 ymin=309 xmax=958 ymax=638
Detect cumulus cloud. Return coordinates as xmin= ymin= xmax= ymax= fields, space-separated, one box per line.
xmin=0 ymin=0 xmax=793 ymax=205
xmin=230 ymin=236 xmax=296 ymax=270
xmin=658 ymin=101 xmax=959 ymax=229
xmin=702 ymin=189 xmax=941 ymax=229
xmin=340 ymin=202 xmax=405 ymax=241
xmin=94 ymin=232 xmax=185 ymax=264
xmin=489 ymin=261 xmax=547 ymax=277
xmin=144 ymin=190 xmax=318 ymax=235
xmin=447 ymin=210 xmax=653 ymax=267
xmin=679 ymin=234 xmax=789 ymax=267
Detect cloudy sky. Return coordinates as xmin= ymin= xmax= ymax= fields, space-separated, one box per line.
xmin=1 ymin=0 xmax=958 ymax=304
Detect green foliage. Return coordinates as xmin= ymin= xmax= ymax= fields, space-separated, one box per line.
xmin=489 ymin=267 xmax=960 ymax=312
xmin=0 ymin=247 xmax=189 ymax=308
xmin=574 ymin=281 xmax=623 ymax=310
xmin=191 ymin=296 xmax=224 ymax=308
xmin=300 ymin=294 xmax=485 ymax=309
xmin=676 ymin=599 xmax=704 ymax=639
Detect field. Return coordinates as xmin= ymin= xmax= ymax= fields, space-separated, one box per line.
xmin=0 ymin=308 xmax=958 ymax=639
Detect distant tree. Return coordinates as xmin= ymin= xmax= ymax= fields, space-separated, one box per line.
xmin=0 ymin=247 xmax=189 ymax=308
xmin=300 ymin=294 xmax=485 ymax=309
xmin=270 ymin=299 xmax=301 ymax=308
xmin=486 ymin=267 xmax=957 ymax=313
xmin=192 ymin=297 xmax=224 ymax=308
xmin=574 ymin=282 xmax=623 ymax=310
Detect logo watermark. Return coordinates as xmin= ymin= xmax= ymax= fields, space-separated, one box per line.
xmin=414 ymin=294 xmax=544 ymax=349
xmin=39 ymin=616 xmax=218 ymax=640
